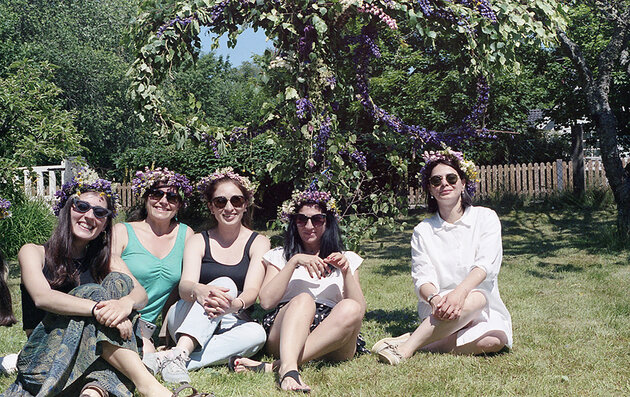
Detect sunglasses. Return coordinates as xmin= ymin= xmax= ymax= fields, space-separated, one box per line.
xmin=72 ymin=197 xmax=112 ymax=219
xmin=295 ymin=213 xmax=327 ymax=227
xmin=211 ymin=195 xmax=247 ymax=209
xmin=147 ymin=189 xmax=181 ymax=204
xmin=429 ymin=173 xmax=459 ymax=187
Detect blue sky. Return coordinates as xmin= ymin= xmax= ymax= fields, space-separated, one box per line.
xmin=200 ymin=27 xmax=271 ymax=66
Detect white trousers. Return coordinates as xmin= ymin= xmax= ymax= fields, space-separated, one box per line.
xmin=166 ymin=277 xmax=267 ymax=370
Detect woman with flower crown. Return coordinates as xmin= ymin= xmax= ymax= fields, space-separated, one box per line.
xmin=145 ymin=167 xmax=269 ymax=384
xmin=372 ymin=148 xmax=512 ymax=365
xmin=2 ymin=168 xmax=203 ymax=397
xmin=231 ymin=188 xmax=367 ymax=393
xmin=111 ymin=167 xmax=194 ymax=363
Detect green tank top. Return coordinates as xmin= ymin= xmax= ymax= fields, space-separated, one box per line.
xmin=121 ymin=222 xmax=188 ymax=324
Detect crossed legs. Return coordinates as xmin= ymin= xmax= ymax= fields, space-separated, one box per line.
xmin=396 ymin=291 xmax=507 ymax=358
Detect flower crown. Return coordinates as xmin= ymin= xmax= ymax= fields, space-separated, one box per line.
xmin=279 ymin=189 xmax=340 ymax=223
xmin=53 ymin=167 xmax=120 ymax=217
xmin=0 ymin=197 xmax=12 ymax=220
xmin=131 ymin=167 xmax=193 ymax=200
xmin=196 ymin=167 xmax=258 ymax=202
xmin=419 ymin=146 xmax=479 ymax=197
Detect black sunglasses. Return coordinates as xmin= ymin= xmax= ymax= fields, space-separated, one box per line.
xmin=211 ymin=195 xmax=247 ymax=209
xmin=429 ymin=173 xmax=459 ymax=187
xmin=295 ymin=213 xmax=327 ymax=227
xmin=72 ymin=197 xmax=112 ymax=219
xmin=147 ymin=189 xmax=181 ymax=204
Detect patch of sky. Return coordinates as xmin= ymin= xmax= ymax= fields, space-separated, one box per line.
xmin=200 ymin=26 xmax=272 ymax=66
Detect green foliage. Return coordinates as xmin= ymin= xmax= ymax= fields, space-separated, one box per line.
xmin=0 ymin=0 xmax=145 ymax=170
xmin=0 ymin=60 xmax=82 ymax=169
xmin=0 ymin=191 xmax=56 ymax=259
xmin=125 ymin=0 xmax=568 ymax=247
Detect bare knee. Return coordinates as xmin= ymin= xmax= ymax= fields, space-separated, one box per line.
xmin=332 ymin=299 xmax=364 ymax=328
xmin=287 ymin=293 xmax=316 ymax=312
xmin=476 ymin=333 xmax=507 ymax=353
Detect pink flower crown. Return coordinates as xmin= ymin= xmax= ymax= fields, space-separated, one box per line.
xmin=196 ymin=167 xmax=258 ymax=203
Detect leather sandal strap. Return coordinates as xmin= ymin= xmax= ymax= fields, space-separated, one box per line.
xmin=172 ymin=383 xmax=197 ymax=396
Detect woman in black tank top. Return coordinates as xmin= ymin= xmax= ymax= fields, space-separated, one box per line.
xmin=145 ymin=168 xmax=270 ymax=383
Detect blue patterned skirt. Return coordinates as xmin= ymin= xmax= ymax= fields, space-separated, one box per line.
xmin=1 ymin=272 xmax=139 ymax=397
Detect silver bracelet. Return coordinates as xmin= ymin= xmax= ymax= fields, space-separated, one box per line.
xmin=427 ymin=293 xmax=439 ymax=304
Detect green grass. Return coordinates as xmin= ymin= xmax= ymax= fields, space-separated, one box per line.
xmin=1 ymin=203 xmax=629 ymax=396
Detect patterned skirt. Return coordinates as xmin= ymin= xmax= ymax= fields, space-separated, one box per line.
xmin=2 ymin=272 xmax=139 ymax=397
xmin=262 ymin=301 xmax=369 ymax=355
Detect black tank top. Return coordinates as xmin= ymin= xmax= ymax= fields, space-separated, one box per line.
xmin=199 ymin=231 xmax=258 ymax=292
xmin=21 ymin=258 xmax=96 ymax=330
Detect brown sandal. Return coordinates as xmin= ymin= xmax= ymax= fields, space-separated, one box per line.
xmin=171 ymin=383 xmax=214 ymax=397
xmin=80 ymin=382 xmax=108 ymax=397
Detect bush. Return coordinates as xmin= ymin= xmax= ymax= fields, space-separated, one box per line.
xmin=0 ymin=192 xmax=56 ymax=259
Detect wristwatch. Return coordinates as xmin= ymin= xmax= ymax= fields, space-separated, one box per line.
xmin=427 ymin=293 xmax=439 ymax=304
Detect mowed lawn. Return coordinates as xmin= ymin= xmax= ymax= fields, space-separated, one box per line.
xmin=1 ymin=203 xmax=629 ymax=396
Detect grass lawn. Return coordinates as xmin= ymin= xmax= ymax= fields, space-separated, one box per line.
xmin=1 ymin=203 xmax=629 ymax=396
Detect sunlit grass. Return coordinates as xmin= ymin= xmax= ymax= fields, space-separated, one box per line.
xmin=1 ymin=202 xmax=629 ymax=396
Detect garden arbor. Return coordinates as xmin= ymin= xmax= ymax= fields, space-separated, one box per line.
xmin=129 ymin=0 xmax=566 ymax=243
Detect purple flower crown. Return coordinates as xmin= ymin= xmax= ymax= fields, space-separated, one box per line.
xmin=0 ymin=197 xmax=12 ymax=219
xmin=53 ymin=167 xmax=120 ymax=217
xmin=196 ymin=167 xmax=258 ymax=202
xmin=131 ymin=167 xmax=193 ymax=200
xmin=279 ymin=188 xmax=340 ymax=223
xmin=419 ymin=146 xmax=479 ymax=197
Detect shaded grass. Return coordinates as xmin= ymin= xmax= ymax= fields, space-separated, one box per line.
xmin=1 ymin=203 xmax=629 ymax=396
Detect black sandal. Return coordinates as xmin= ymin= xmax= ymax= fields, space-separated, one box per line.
xmin=279 ymin=370 xmax=311 ymax=393
xmin=228 ymin=355 xmax=268 ymax=373
xmin=171 ymin=383 xmax=214 ymax=397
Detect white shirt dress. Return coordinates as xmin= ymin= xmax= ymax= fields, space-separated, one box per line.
xmin=411 ymin=206 xmax=513 ymax=348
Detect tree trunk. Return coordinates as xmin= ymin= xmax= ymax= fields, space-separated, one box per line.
xmin=557 ymin=13 xmax=630 ymax=237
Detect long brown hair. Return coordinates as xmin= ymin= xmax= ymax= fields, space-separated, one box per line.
xmin=44 ymin=193 xmax=114 ymax=288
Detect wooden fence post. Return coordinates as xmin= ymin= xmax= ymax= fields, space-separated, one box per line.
xmin=556 ymin=159 xmax=564 ymax=191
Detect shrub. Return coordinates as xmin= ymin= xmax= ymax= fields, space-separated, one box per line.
xmin=0 ymin=192 xmax=56 ymax=259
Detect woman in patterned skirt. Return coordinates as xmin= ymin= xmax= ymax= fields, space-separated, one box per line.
xmin=2 ymin=168 xmax=195 ymax=397
xmin=232 ymin=188 xmax=367 ymax=393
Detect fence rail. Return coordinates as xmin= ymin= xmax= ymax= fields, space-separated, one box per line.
xmin=21 ymin=158 xmax=629 ymax=211
xmin=409 ymin=157 xmax=628 ymax=207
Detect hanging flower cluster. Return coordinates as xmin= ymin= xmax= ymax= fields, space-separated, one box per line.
xmin=0 ymin=197 xmax=11 ymax=219
xmin=278 ymin=188 xmax=340 ymax=222
xmin=53 ymin=167 xmax=120 ymax=217
xmin=131 ymin=167 xmax=194 ymax=200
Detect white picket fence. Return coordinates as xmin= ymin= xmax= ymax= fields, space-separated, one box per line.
xmin=19 ymin=161 xmax=68 ymax=201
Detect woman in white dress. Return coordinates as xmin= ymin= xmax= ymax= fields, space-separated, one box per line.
xmin=373 ymin=148 xmax=512 ymax=364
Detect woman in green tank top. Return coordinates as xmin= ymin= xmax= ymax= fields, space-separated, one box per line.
xmin=112 ymin=168 xmax=194 ymax=359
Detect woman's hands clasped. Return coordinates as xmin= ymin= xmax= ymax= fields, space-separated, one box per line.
xmin=432 ymin=288 xmax=467 ymax=321
xmin=195 ymin=284 xmax=233 ymax=318
xmin=93 ymin=297 xmax=135 ymax=339
xmin=293 ymin=252 xmax=350 ymax=279
xmin=293 ymin=254 xmax=333 ymax=279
